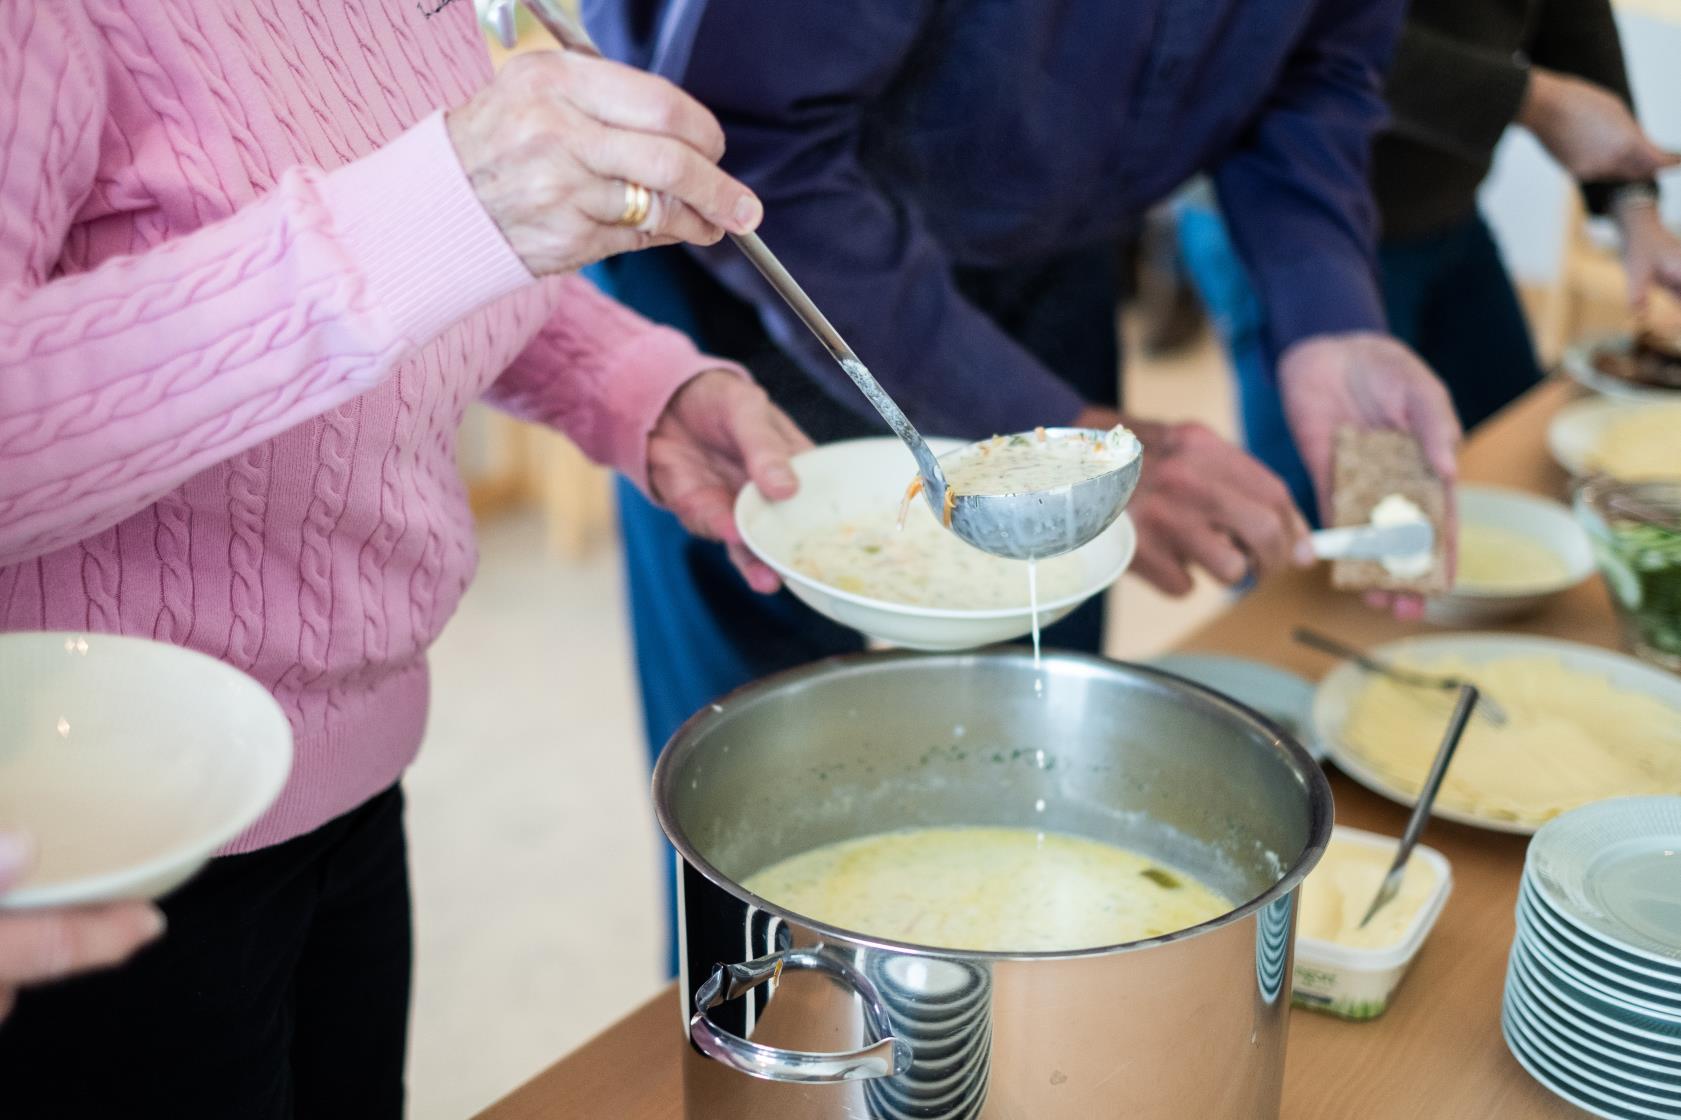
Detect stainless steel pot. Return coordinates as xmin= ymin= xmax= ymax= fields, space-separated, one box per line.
xmin=653 ymin=649 xmax=1333 ymax=1119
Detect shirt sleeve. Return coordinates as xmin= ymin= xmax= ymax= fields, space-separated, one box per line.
xmin=1383 ymin=24 xmax=1531 ymax=162
xmin=1528 ymin=0 xmax=1649 ymax=215
xmin=655 ymin=0 xmax=1086 ymax=440
xmin=480 ymin=274 xmax=746 ymax=493
xmin=0 ymin=6 xmax=532 ymax=566
xmin=1212 ymin=0 xmax=1405 ymax=361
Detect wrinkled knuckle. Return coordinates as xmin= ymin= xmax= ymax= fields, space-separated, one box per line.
xmin=646 ymin=88 xmax=688 ymax=136
xmin=644 ymin=145 xmax=688 ymax=189
xmin=503 ymin=51 xmax=556 ymax=93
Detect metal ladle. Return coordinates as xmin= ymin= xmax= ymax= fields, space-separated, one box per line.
xmin=486 ymin=0 xmax=1140 ymax=562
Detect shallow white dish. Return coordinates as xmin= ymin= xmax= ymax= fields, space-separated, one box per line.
xmin=736 ymin=437 xmax=1136 ymax=650
xmin=0 ymin=632 xmax=292 ymax=909
xmin=1563 ymin=337 xmax=1681 ymax=406
xmin=1509 ymin=941 xmax=1681 ymax=1064
xmin=1149 ymin=654 xmax=1322 ymax=760
xmin=1508 ymin=988 xmax=1681 ymax=1094
xmin=1503 ymin=1004 xmax=1681 ymax=1119
xmin=1517 ymin=906 xmax=1681 ymax=1018
xmin=1547 ymin=396 xmax=1659 ymax=479
xmin=1508 ymin=967 xmax=1681 ymax=1079
xmin=1312 ymin=634 xmax=1681 ymax=835
xmin=1515 ymin=937 xmax=1681 ymax=1047
xmin=1520 ymin=880 xmax=1681 ymax=985
xmin=1424 ymin=485 xmax=1595 ymax=625
xmin=1528 ymin=797 xmax=1681 ymax=967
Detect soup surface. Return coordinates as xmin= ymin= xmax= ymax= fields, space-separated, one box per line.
xmin=1454 ymin=524 xmax=1567 ymax=590
xmin=1589 ymin=407 xmax=1681 ymax=482
xmin=940 ymin=426 xmax=1140 ymax=496
xmin=742 ymin=825 xmax=1231 ymax=952
xmin=788 ymin=500 xmax=1085 ymax=610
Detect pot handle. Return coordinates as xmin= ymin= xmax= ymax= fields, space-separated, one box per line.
xmin=689 ymin=947 xmax=914 ymax=1084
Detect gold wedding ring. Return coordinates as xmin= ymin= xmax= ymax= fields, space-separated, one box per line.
xmin=615 ymin=181 xmax=653 ymax=228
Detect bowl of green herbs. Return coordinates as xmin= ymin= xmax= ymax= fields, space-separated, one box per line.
xmin=1576 ymin=478 xmax=1681 ymax=672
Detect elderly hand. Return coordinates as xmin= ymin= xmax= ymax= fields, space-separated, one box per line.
xmin=1616 ymin=193 xmax=1681 ymax=309
xmin=0 ymin=833 xmax=164 ymax=1022
xmin=649 ymin=371 xmax=812 ymax=593
xmin=446 ymin=51 xmax=763 ymax=274
xmin=1278 ymin=332 xmax=1462 ymax=619
xmin=1518 ymin=68 xmax=1680 ymax=184
xmin=1079 ymin=408 xmax=1311 ymax=596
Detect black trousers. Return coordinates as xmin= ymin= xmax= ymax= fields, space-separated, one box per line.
xmin=0 ymin=786 xmax=412 ymax=1120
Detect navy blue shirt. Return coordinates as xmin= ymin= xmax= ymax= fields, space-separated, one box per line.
xmin=586 ymin=0 xmax=1403 ymax=438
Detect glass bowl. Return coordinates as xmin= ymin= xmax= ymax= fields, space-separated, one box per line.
xmin=1575 ymin=479 xmax=1681 ymax=671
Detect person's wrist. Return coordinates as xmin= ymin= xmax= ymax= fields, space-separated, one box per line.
xmin=1612 ymin=183 xmax=1662 ymax=226
xmin=1516 ymin=67 xmax=1563 ymax=133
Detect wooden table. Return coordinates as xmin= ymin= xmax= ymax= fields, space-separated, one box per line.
xmin=479 ymin=381 xmax=1604 ymax=1120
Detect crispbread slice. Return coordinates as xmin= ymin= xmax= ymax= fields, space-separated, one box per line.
xmin=1330 ymin=427 xmax=1449 ymax=595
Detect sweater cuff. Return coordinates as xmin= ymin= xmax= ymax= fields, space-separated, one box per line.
xmin=605 ymin=327 xmax=750 ymax=494
xmin=322 ymin=111 xmax=534 ymax=349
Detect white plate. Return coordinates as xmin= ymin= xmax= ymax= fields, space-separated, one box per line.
xmin=1563 ymin=337 xmax=1681 ymax=405
xmin=1509 ymin=969 xmax=1681 ymax=1081
xmin=0 ymin=632 xmax=293 ymax=909
xmin=1504 ymin=1005 xmax=1681 ymax=1118
xmin=736 ymin=437 xmax=1136 ymax=650
xmin=1517 ymin=906 xmax=1681 ymax=1018
xmin=1547 ymin=396 xmax=1662 ymax=479
xmin=1148 ymin=654 xmax=1322 ymax=759
xmin=1510 ymin=945 xmax=1681 ymax=1067
xmin=1508 ymin=985 xmax=1681 ymax=1090
xmin=1424 ymin=485 xmax=1595 ymax=625
xmin=1516 ymin=939 xmax=1681 ymax=1047
xmin=1528 ymin=797 xmax=1681 ymax=967
xmin=1507 ymin=994 xmax=1681 ymax=1107
xmin=1521 ymin=881 xmax=1681 ymax=987
xmin=1312 ymin=635 xmax=1681 ymax=835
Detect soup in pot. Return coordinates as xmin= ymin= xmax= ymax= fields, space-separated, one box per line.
xmin=742 ymin=825 xmax=1231 ymax=952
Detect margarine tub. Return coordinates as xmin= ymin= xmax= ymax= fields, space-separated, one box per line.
xmin=1291 ymin=825 xmax=1453 ymax=1020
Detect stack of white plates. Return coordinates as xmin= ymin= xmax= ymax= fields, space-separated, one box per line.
xmin=1503 ymin=797 xmax=1681 ymax=1119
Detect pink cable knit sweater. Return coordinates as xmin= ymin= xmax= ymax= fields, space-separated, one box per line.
xmin=0 ymin=2 xmax=736 ymax=852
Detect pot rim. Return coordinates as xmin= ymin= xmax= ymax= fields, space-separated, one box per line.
xmin=652 ymin=647 xmax=1335 ymax=963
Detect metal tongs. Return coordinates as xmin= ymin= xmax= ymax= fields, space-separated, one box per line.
xmin=478 ymin=0 xmax=1139 ymax=560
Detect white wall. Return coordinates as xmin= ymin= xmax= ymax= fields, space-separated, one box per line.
xmin=1480 ymin=4 xmax=1681 ymax=282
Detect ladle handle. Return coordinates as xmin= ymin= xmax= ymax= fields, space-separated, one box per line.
xmin=728 ymin=231 xmax=946 ymax=493
xmin=689 ymin=947 xmax=913 ymax=1084
xmin=498 ymin=0 xmax=946 ymax=495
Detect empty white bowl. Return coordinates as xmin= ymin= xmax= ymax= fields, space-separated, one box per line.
xmin=736 ymin=437 xmax=1136 ymax=650
xmin=0 ymin=632 xmax=293 ymax=909
xmin=1425 ymin=486 xmax=1595 ymax=625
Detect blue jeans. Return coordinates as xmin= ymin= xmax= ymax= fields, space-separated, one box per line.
xmin=588 ymin=246 xmax=1118 ymax=976
xmin=1175 ymin=202 xmax=1542 ymax=526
